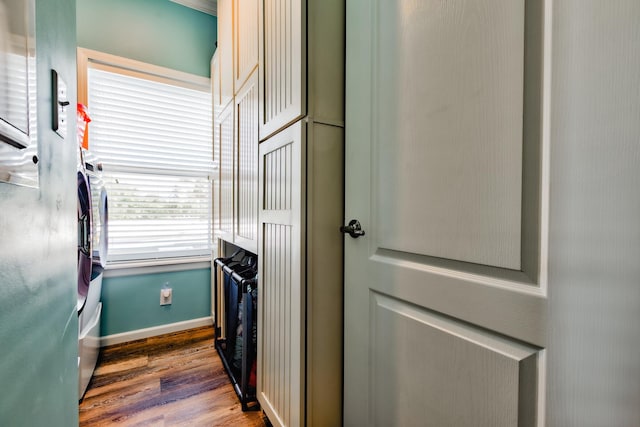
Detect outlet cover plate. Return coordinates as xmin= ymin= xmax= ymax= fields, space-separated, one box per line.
xmin=160 ymin=288 xmax=172 ymax=305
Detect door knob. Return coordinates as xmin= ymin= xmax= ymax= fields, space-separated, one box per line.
xmin=340 ymin=219 xmax=365 ymax=238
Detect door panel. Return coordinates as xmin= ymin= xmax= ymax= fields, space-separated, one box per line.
xmin=258 ymin=122 xmax=305 ymax=427
xmin=258 ymin=0 xmax=305 ymax=141
xmin=375 ymin=0 xmax=525 ymax=269
xmin=211 ymin=52 xmax=222 ymax=119
xmin=218 ymin=0 xmax=234 ymax=107
xmin=344 ymin=0 xmax=548 ymax=425
xmin=234 ymin=72 xmax=259 ymax=252
xmin=216 ymin=103 xmax=234 ymax=241
xmin=234 ymin=0 xmax=259 ymax=91
xmin=371 ymin=292 xmax=538 ymax=427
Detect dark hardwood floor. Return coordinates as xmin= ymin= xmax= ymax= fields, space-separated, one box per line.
xmin=79 ymin=326 xmax=269 ymax=426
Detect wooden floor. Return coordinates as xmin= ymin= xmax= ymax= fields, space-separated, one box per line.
xmin=79 ymin=326 xmax=270 ymax=426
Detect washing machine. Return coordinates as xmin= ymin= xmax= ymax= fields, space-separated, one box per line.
xmin=78 ymin=150 xmax=109 ymax=399
xmin=77 ymin=165 xmax=92 ymax=315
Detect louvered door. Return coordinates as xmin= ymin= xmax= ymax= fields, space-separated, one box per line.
xmin=215 ymin=103 xmax=235 ymax=242
xmin=258 ymin=0 xmax=305 ymax=141
xmin=234 ymin=71 xmax=259 ymax=253
xmin=257 ymin=121 xmax=305 ymax=427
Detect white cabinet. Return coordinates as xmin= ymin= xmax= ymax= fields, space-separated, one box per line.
xmin=234 ymin=0 xmax=259 ymax=91
xmin=258 ymin=0 xmax=345 ymax=141
xmin=218 ymin=0 xmax=234 ymax=109
xmin=256 ymin=1 xmax=345 ymax=426
xmin=258 ymin=120 xmax=344 ymax=427
xmin=212 ymin=0 xmax=259 ymax=253
xmin=216 ymin=1 xmax=344 ymax=425
xmin=213 ymin=84 xmax=259 ymax=254
xmin=234 ymin=71 xmax=259 ymax=253
xmin=258 ymin=122 xmax=305 ymax=426
xmin=211 ymin=51 xmax=222 ymax=118
xmin=258 ymin=0 xmax=305 ymax=140
xmin=214 ymin=102 xmax=235 ymax=242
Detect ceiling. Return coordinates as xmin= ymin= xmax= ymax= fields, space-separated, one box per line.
xmin=169 ymin=0 xmax=217 ymax=16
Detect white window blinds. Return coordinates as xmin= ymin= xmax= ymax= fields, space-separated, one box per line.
xmin=87 ymin=66 xmax=213 ymax=262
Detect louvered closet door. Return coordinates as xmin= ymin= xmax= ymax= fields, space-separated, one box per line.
xmin=215 ymin=102 xmax=235 ymax=242
xmin=234 ymin=71 xmax=259 ymax=253
xmin=258 ymin=0 xmax=305 ymax=141
xmin=234 ymin=0 xmax=258 ymax=92
xmin=258 ymin=121 xmax=305 ymax=427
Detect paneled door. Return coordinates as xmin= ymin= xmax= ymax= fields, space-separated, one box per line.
xmin=344 ymin=0 xmax=549 ymax=425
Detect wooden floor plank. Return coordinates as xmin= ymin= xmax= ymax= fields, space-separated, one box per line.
xmin=79 ymin=326 xmax=269 ymax=426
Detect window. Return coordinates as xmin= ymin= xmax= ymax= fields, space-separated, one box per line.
xmin=78 ymin=48 xmax=213 ymax=263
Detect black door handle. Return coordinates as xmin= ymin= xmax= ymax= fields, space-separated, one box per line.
xmin=340 ymin=219 xmax=365 ymax=238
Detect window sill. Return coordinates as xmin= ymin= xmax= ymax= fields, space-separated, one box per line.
xmin=103 ymin=256 xmax=211 ymax=278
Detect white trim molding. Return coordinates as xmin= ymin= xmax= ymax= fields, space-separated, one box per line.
xmin=100 ymin=316 xmax=213 ymax=347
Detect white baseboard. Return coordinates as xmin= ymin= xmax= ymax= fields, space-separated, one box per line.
xmin=100 ymin=316 xmax=213 ymax=347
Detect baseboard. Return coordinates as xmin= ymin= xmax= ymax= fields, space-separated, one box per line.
xmin=100 ymin=316 xmax=213 ymax=347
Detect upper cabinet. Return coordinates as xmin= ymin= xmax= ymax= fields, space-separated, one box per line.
xmin=218 ymin=0 xmax=234 ymax=110
xmin=213 ymin=0 xmax=260 ymax=253
xmin=258 ymin=0 xmax=345 ymax=141
xmin=234 ymin=0 xmax=259 ymax=91
xmin=258 ymin=0 xmax=305 ymax=140
xmin=211 ymin=51 xmax=221 ymax=119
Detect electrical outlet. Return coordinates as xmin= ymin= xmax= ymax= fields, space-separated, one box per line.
xmin=160 ymin=287 xmax=172 ymax=305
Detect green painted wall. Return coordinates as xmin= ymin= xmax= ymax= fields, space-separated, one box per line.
xmin=101 ymin=268 xmax=211 ymax=336
xmin=76 ymin=0 xmax=215 ymax=336
xmin=0 ymin=1 xmax=78 ymax=425
xmin=77 ymin=0 xmax=217 ymax=77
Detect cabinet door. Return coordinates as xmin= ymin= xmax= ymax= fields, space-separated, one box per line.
xmin=234 ymin=0 xmax=259 ymax=92
xmin=211 ymin=51 xmax=222 ymax=119
xmin=258 ymin=0 xmax=305 ymax=141
xmin=257 ymin=121 xmax=305 ymax=427
xmin=218 ymin=0 xmax=234 ymax=109
xmin=215 ymin=102 xmax=235 ymax=242
xmin=234 ymin=71 xmax=259 ymax=253
xmin=211 ymin=53 xmax=221 ymax=241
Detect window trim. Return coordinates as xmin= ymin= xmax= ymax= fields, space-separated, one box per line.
xmin=77 ymin=48 xmax=213 ymax=265
xmin=77 ymin=48 xmax=211 ymax=106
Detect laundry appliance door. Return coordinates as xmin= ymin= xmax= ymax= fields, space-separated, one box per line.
xmin=90 ymin=179 xmax=108 ymax=279
xmin=77 ymin=170 xmax=92 ymax=313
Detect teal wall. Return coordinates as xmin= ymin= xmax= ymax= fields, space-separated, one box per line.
xmin=0 ymin=1 xmax=78 ymax=425
xmin=76 ymin=0 xmax=215 ymax=336
xmin=101 ymin=268 xmax=211 ymax=336
xmin=77 ymin=0 xmax=217 ymax=77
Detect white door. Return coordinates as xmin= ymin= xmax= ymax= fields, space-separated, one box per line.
xmin=344 ymin=0 xmax=548 ymax=425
